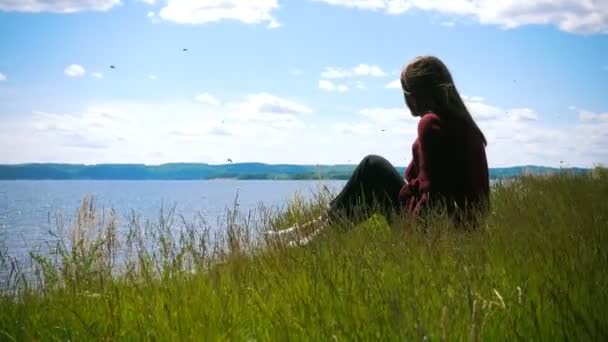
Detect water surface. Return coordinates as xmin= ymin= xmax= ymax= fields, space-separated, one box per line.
xmin=0 ymin=180 xmax=345 ymax=258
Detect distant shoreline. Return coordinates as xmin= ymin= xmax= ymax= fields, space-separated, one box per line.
xmin=0 ymin=163 xmax=590 ymax=181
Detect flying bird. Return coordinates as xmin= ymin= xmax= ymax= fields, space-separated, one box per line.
xmin=381 ymin=129 xmax=387 ymax=132
xmin=109 ymin=65 xmax=116 ymax=69
xmin=227 ymin=158 xmax=233 ymax=163
xmin=183 ymin=48 xmax=188 ymax=52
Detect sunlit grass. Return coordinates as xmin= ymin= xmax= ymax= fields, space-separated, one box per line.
xmin=1 ymin=169 xmax=607 ymax=340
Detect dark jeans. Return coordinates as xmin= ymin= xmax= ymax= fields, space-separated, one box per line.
xmin=328 ymin=155 xmax=405 ymax=225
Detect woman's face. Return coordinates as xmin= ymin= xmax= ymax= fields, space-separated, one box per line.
xmin=401 ymin=78 xmax=419 ymax=117
xmin=404 ymin=92 xmax=418 ymax=117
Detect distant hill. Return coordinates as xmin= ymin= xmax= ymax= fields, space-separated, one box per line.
xmin=0 ymin=163 xmax=590 ymax=180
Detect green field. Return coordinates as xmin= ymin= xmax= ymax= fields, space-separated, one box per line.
xmin=1 ymin=169 xmax=607 ymax=340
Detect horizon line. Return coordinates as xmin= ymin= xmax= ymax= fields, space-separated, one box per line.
xmin=0 ymin=162 xmax=592 ymax=169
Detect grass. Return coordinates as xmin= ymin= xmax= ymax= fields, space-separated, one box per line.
xmin=1 ymin=170 xmax=607 ymax=340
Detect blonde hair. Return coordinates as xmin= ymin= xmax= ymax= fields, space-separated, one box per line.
xmin=401 ymin=56 xmax=487 ymax=146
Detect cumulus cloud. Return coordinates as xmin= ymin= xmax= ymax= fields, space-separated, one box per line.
xmin=319 ymin=79 xmax=349 ymax=93
xmin=0 ymin=94 xmax=321 ymax=164
xmin=2 ymin=92 xmax=606 ymax=166
xmin=0 ymin=0 xmax=121 ymax=13
xmin=460 ymin=98 xmax=605 ymax=166
xmin=159 ymin=0 xmax=281 ymax=28
xmin=385 ymin=79 xmax=401 ymax=89
xmin=331 ymin=97 xmax=608 ymax=167
xmin=0 ymin=72 xmax=6 ymax=81
xmin=242 ymin=93 xmax=312 ymax=115
xmin=64 ymin=64 xmax=86 ymax=77
xmin=195 ymin=93 xmax=220 ymax=106
xmin=572 ymin=107 xmax=608 ymax=122
xmin=331 ymin=107 xmax=419 ymax=165
xmin=354 ymin=81 xmax=366 ymax=89
xmin=26 ymin=109 xmax=131 ymax=151
xmin=334 ymin=107 xmax=417 ymax=136
xmin=169 ymin=93 xmax=312 ymax=143
xmin=313 ymin=0 xmax=608 ymax=34
xmin=462 ymin=95 xmax=539 ymax=122
xmin=319 ymin=64 xmax=385 ymax=93
xmin=321 ymin=64 xmax=386 ymax=79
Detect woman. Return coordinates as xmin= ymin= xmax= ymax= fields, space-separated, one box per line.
xmin=268 ymin=56 xmax=489 ymax=246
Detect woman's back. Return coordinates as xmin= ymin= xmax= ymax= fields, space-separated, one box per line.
xmin=402 ymin=112 xmax=489 ymax=217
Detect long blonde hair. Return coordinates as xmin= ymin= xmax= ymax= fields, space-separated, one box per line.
xmin=401 ymin=56 xmax=487 ymax=146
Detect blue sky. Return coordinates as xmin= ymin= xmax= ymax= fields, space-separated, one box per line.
xmin=0 ymin=0 xmax=607 ymax=167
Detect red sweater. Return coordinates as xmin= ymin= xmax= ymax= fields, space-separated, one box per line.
xmin=399 ymin=112 xmax=490 ymax=217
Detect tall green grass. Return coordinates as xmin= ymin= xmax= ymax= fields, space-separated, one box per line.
xmin=1 ymin=171 xmax=607 ymax=340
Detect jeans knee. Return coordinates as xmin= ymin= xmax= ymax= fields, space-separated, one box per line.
xmin=361 ymin=154 xmax=389 ymax=168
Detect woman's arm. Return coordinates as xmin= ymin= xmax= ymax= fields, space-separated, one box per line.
xmin=412 ymin=113 xmax=445 ymax=213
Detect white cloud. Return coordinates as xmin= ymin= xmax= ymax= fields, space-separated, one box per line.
xmin=147 ymin=11 xmax=155 ymax=18
xmin=0 ymin=72 xmax=6 ymax=81
xmin=0 ymin=0 xmax=121 ymax=13
xmin=358 ymin=108 xmax=418 ymax=131
xmin=460 ymin=98 xmax=602 ymax=166
xmin=64 ymin=64 xmax=86 ymax=78
xmin=330 ymin=98 xmax=608 ymax=167
xmin=319 ymin=79 xmax=349 ymax=93
xmin=441 ymin=21 xmax=456 ymax=27
xmin=148 ymin=74 xmax=158 ymax=80
xmin=314 ymin=0 xmax=389 ymax=12
xmin=354 ymin=81 xmax=366 ymax=89
xmin=138 ymin=0 xmax=156 ymax=4
xmin=179 ymin=93 xmax=313 ymax=139
xmin=508 ymin=108 xmax=538 ymax=121
xmin=331 ymin=107 xmax=419 ymax=165
xmin=0 ymin=93 xmax=324 ymax=164
xmin=464 ymin=96 xmax=538 ymax=122
xmin=321 ymin=64 xmax=386 ymax=79
xmin=385 ymin=79 xmax=401 ymax=89
xmin=195 ymin=93 xmax=220 ymax=106
xmin=575 ymin=108 xmax=608 ymax=122
xmin=91 ymin=72 xmax=103 ymax=79
xmin=319 ymin=64 xmax=384 ymax=93
xmin=2 ymin=92 xmax=606 ymax=167
xmin=353 ymin=64 xmax=386 ymax=77
xmin=320 ymin=67 xmax=349 ymax=79
xmin=237 ymin=93 xmax=312 ymax=115
xmin=313 ymin=0 xmax=608 ymax=34
xmin=159 ymin=0 xmax=281 ymax=28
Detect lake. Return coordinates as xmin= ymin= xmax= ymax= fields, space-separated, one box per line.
xmin=0 ymin=180 xmax=346 ymax=259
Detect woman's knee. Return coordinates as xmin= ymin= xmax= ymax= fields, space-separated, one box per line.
xmin=361 ymin=154 xmax=391 ymax=169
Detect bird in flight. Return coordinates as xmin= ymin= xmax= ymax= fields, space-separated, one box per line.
xmin=227 ymin=158 xmax=233 ymax=163
xmin=183 ymin=48 xmax=188 ymax=52
xmin=109 ymin=65 xmax=116 ymax=69
xmin=381 ymin=129 xmax=387 ymax=132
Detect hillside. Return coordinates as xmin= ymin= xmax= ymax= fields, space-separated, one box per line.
xmin=1 ymin=171 xmax=606 ymax=340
